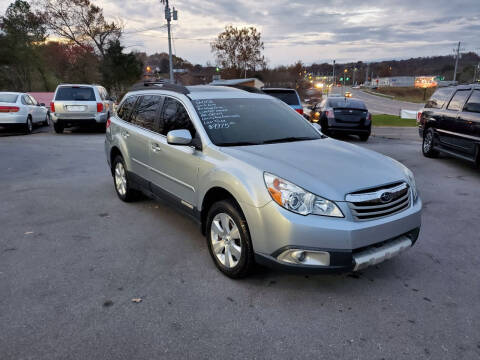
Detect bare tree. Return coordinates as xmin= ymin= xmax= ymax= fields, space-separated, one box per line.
xmin=211 ymin=26 xmax=266 ymax=78
xmin=42 ymin=0 xmax=122 ymax=58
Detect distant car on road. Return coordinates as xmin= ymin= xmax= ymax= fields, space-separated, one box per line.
xmin=105 ymin=84 xmax=421 ymax=278
xmin=308 ymin=97 xmax=372 ymax=141
xmin=50 ymin=84 xmax=114 ymax=134
xmin=0 ymin=92 xmax=49 ymax=134
xmin=262 ymin=88 xmax=304 ymax=115
xmin=418 ymin=84 xmax=480 ymax=164
xmin=344 ymin=91 xmax=352 ymax=98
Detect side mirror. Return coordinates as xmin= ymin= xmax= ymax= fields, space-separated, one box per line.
xmin=167 ymin=129 xmax=192 ymax=146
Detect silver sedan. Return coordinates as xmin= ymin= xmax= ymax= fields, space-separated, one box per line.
xmin=0 ymin=92 xmax=49 ymax=134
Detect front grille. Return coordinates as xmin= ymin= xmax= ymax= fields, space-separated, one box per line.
xmin=346 ymin=182 xmax=411 ymax=221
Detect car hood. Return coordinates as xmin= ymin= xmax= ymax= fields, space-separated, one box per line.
xmin=220 ymin=138 xmax=409 ymax=201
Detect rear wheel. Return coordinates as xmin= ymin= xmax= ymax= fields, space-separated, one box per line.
xmin=359 ymin=134 xmax=370 ymax=142
xmin=24 ymin=116 xmax=33 ymax=134
xmin=422 ymin=128 xmax=439 ymax=158
xmin=206 ymin=200 xmax=254 ymax=278
xmin=53 ymin=122 xmax=64 ymax=134
xmin=112 ymin=156 xmax=139 ymax=202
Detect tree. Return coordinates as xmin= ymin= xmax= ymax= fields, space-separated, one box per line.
xmin=211 ymin=26 xmax=266 ymax=78
xmin=0 ymin=0 xmax=46 ymax=90
xmin=43 ymin=0 xmax=122 ymax=58
xmin=100 ymin=40 xmax=143 ymax=95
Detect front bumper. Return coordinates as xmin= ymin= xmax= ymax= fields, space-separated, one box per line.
xmin=245 ymin=196 xmax=422 ymax=273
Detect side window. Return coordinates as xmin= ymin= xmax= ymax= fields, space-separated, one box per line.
xmin=117 ymin=96 xmax=137 ymax=122
xmin=464 ymin=90 xmax=480 ymax=113
xmin=103 ymin=88 xmax=110 ymax=100
xmin=130 ymin=95 xmax=162 ymax=131
xmin=98 ymin=87 xmax=106 ymax=100
xmin=28 ymin=95 xmax=37 ymax=105
xmin=447 ymin=90 xmax=470 ymax=111
xmin=425 ymin=88 xmax=453 ymax=109
xmin=22 ymin=95 xmax=32 ymax=105
xmin=160 ymin=97 xmax=196 ymax=137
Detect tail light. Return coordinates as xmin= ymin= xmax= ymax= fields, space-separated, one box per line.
xmin=50 ymin=102 xmax=55 ymax=112
xmin=0 ymin=106 xmax=20 ymax=113
xmin=106 ymin=117 xmax=111 ymax=129
xmin=295 ymin=108 xmax=303 ymax=115
xmin=417 ymin=111 xmax=422 ymax=123
xmin=97 ymin=102 xmax=104 ymax=113
xmin=367 ymin=112 xmax=372 ymax=121
xmin=325 ymin=109 xmax=334 ymax=119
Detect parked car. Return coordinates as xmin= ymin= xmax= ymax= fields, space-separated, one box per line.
xmin=262 ymin=88 xmax=304 ymax=115
xmin=105 ymin=83 xmax=421 ymax=278
xmin=50 ymin=84 xmax=114 ymax=133
xmin=0 ymin=92 xmax=49 ymax=134
xmin=418 ymin=84 xmax=480 ymax=164
xmin=308 ymin=97 xmax=372 ymax=141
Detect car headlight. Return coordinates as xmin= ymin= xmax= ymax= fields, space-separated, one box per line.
xmin=404 ymin=168 xmax=418 ymax=200
xmin=263 ymin=172 xmax=344 ymax=217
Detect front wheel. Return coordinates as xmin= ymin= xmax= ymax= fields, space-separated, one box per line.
xmin=206 ymin=200 xmax=254 ymax=278
xmin=422 ymin=128 xmax=439 ymax=158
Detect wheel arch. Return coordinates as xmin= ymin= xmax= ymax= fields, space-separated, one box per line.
xmin=109 ymin=146 xmax=123 ymax=175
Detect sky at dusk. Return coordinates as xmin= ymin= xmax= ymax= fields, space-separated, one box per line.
xmin=1 ymin=0 xmax=479 ymax=66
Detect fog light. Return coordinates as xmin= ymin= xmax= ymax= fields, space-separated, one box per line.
xmin=277 ymin=249 xmax=330 ymax=266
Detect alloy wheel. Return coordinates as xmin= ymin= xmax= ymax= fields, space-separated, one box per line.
xmin=114 ymin=161 xmax=127 ymax=196
xmin=210 ymin=213 xmax=242 ymax=268
xmin=423 ymin=131 xmax=433 ymax=153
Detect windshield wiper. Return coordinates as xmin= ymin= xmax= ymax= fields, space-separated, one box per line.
xmin=262 ymin=136 xmax=317 ymax=144
xmin=216 ymin=141 xmax=263 ymax=147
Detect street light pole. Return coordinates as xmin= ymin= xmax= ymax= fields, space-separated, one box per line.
xmin=453 ymin=41 xmax=461 ymax=82
xmin=162 ymin=0 xmax=178 ymax=83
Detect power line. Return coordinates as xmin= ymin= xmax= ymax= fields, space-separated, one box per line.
xmin=124 ymin=24 xmax=168 ymax=35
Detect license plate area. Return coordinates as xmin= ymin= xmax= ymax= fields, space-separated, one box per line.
xmin=67 ymin=105 xmax=86 ymax=112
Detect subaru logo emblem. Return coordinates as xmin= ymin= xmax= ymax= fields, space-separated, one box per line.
xmin=380 ymin=191 xmax=393 ymax=203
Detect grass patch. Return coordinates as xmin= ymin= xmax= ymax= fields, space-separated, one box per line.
xmin=372 ymin=114 xmax=417 ymax=127
xmin=373 ymin=87 xmax=435 ymax=103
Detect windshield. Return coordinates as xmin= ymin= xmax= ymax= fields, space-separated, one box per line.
xmin=193 ymin=98 xmax=320 ymax=146
xmin=328 ymin=98 xmax=366 ymax=109
xmin=55 ymin=87 xmax=95 ymax=101
xmin=0 ymin=94 xmax=18 ymax=103
xmin=262 ymin=90 xmax=300 ymax=106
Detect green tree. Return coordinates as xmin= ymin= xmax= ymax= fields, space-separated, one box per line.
xmin=0 ymin=0 xmax=46 ymax=90
xmin=211 ymin=26 xmax=266 ymax=78
xmin=100 ymin=40 xmax=143 ymax=95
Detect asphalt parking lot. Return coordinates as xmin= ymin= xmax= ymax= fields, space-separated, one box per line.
xmin=1 ymin=125 xmax=479 ymax=360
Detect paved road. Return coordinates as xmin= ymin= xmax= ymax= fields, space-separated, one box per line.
xmin=330 ymin=87 xmax=423 ymax=115
xmin=1 ymin=127 xmax=480 ymax=359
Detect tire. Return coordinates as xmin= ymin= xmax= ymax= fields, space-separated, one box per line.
xmin=53 ymin=122 xmax=64 ymax=134
xmin=206 ymin=200 xmax=254 ymax=278
xmin=24 ymin=116 xmax=33 ymax=134
xmin=359 ymin=134 xmax=370 ymax=142
xmin=112 ymin=155 xmax=139 ymax=202
xmin=422 ymin=128 xmax=439 ymax=158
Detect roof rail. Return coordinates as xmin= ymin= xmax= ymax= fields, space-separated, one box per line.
xmin=129 ymin=80 xmax=190 ymax=94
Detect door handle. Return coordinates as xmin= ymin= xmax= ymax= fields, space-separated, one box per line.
xmin=151 ymin=143 xmax=162 ymax=153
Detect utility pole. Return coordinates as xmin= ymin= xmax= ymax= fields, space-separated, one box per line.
xmin=453 ymin=41 xmax=461 ymax=82
xmin=332 ymin=60 xmax=336 ymax=87
xmin=161 ymin=0 xmax=178 ymax=83
xmin=473 ymin=62 xmax=480 ymax=83
xmin=365 ymin=63 xmax=369 ymax=86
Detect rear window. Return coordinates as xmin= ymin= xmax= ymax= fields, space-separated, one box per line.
xmin=263 ymin=89 xmax=300 ymax=106
xmin=328 ymin=99 xmax=366 ymax=109
xmin=55 ymin=87 xmax=96 ymax=101
xmin=0 ymin=94 xmax=18 ymax=103
xmin=425 ymin=88 xmax=454 ymax=109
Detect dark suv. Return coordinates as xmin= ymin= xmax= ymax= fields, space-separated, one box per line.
xmin=418 ymin=85 xmax=480 ymax=164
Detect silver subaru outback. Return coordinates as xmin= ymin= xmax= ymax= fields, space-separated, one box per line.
xmin=105 ymin=83 xmax=422 ymax=278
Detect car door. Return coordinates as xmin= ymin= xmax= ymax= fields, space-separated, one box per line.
xmin=27 ymin=95 xmax=42 ymax=123
xmin=148 ymin=96 xmax=200 ymax=208
xmin=117 ymin=95 xmax=159 ymax=186
xmin=459 ymin=89 xmax=480 ymax=156
xmin=440 ymin=89 xmax=471 ymax=149
xmin=22 ymin=95 xmax=35 ymax=121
